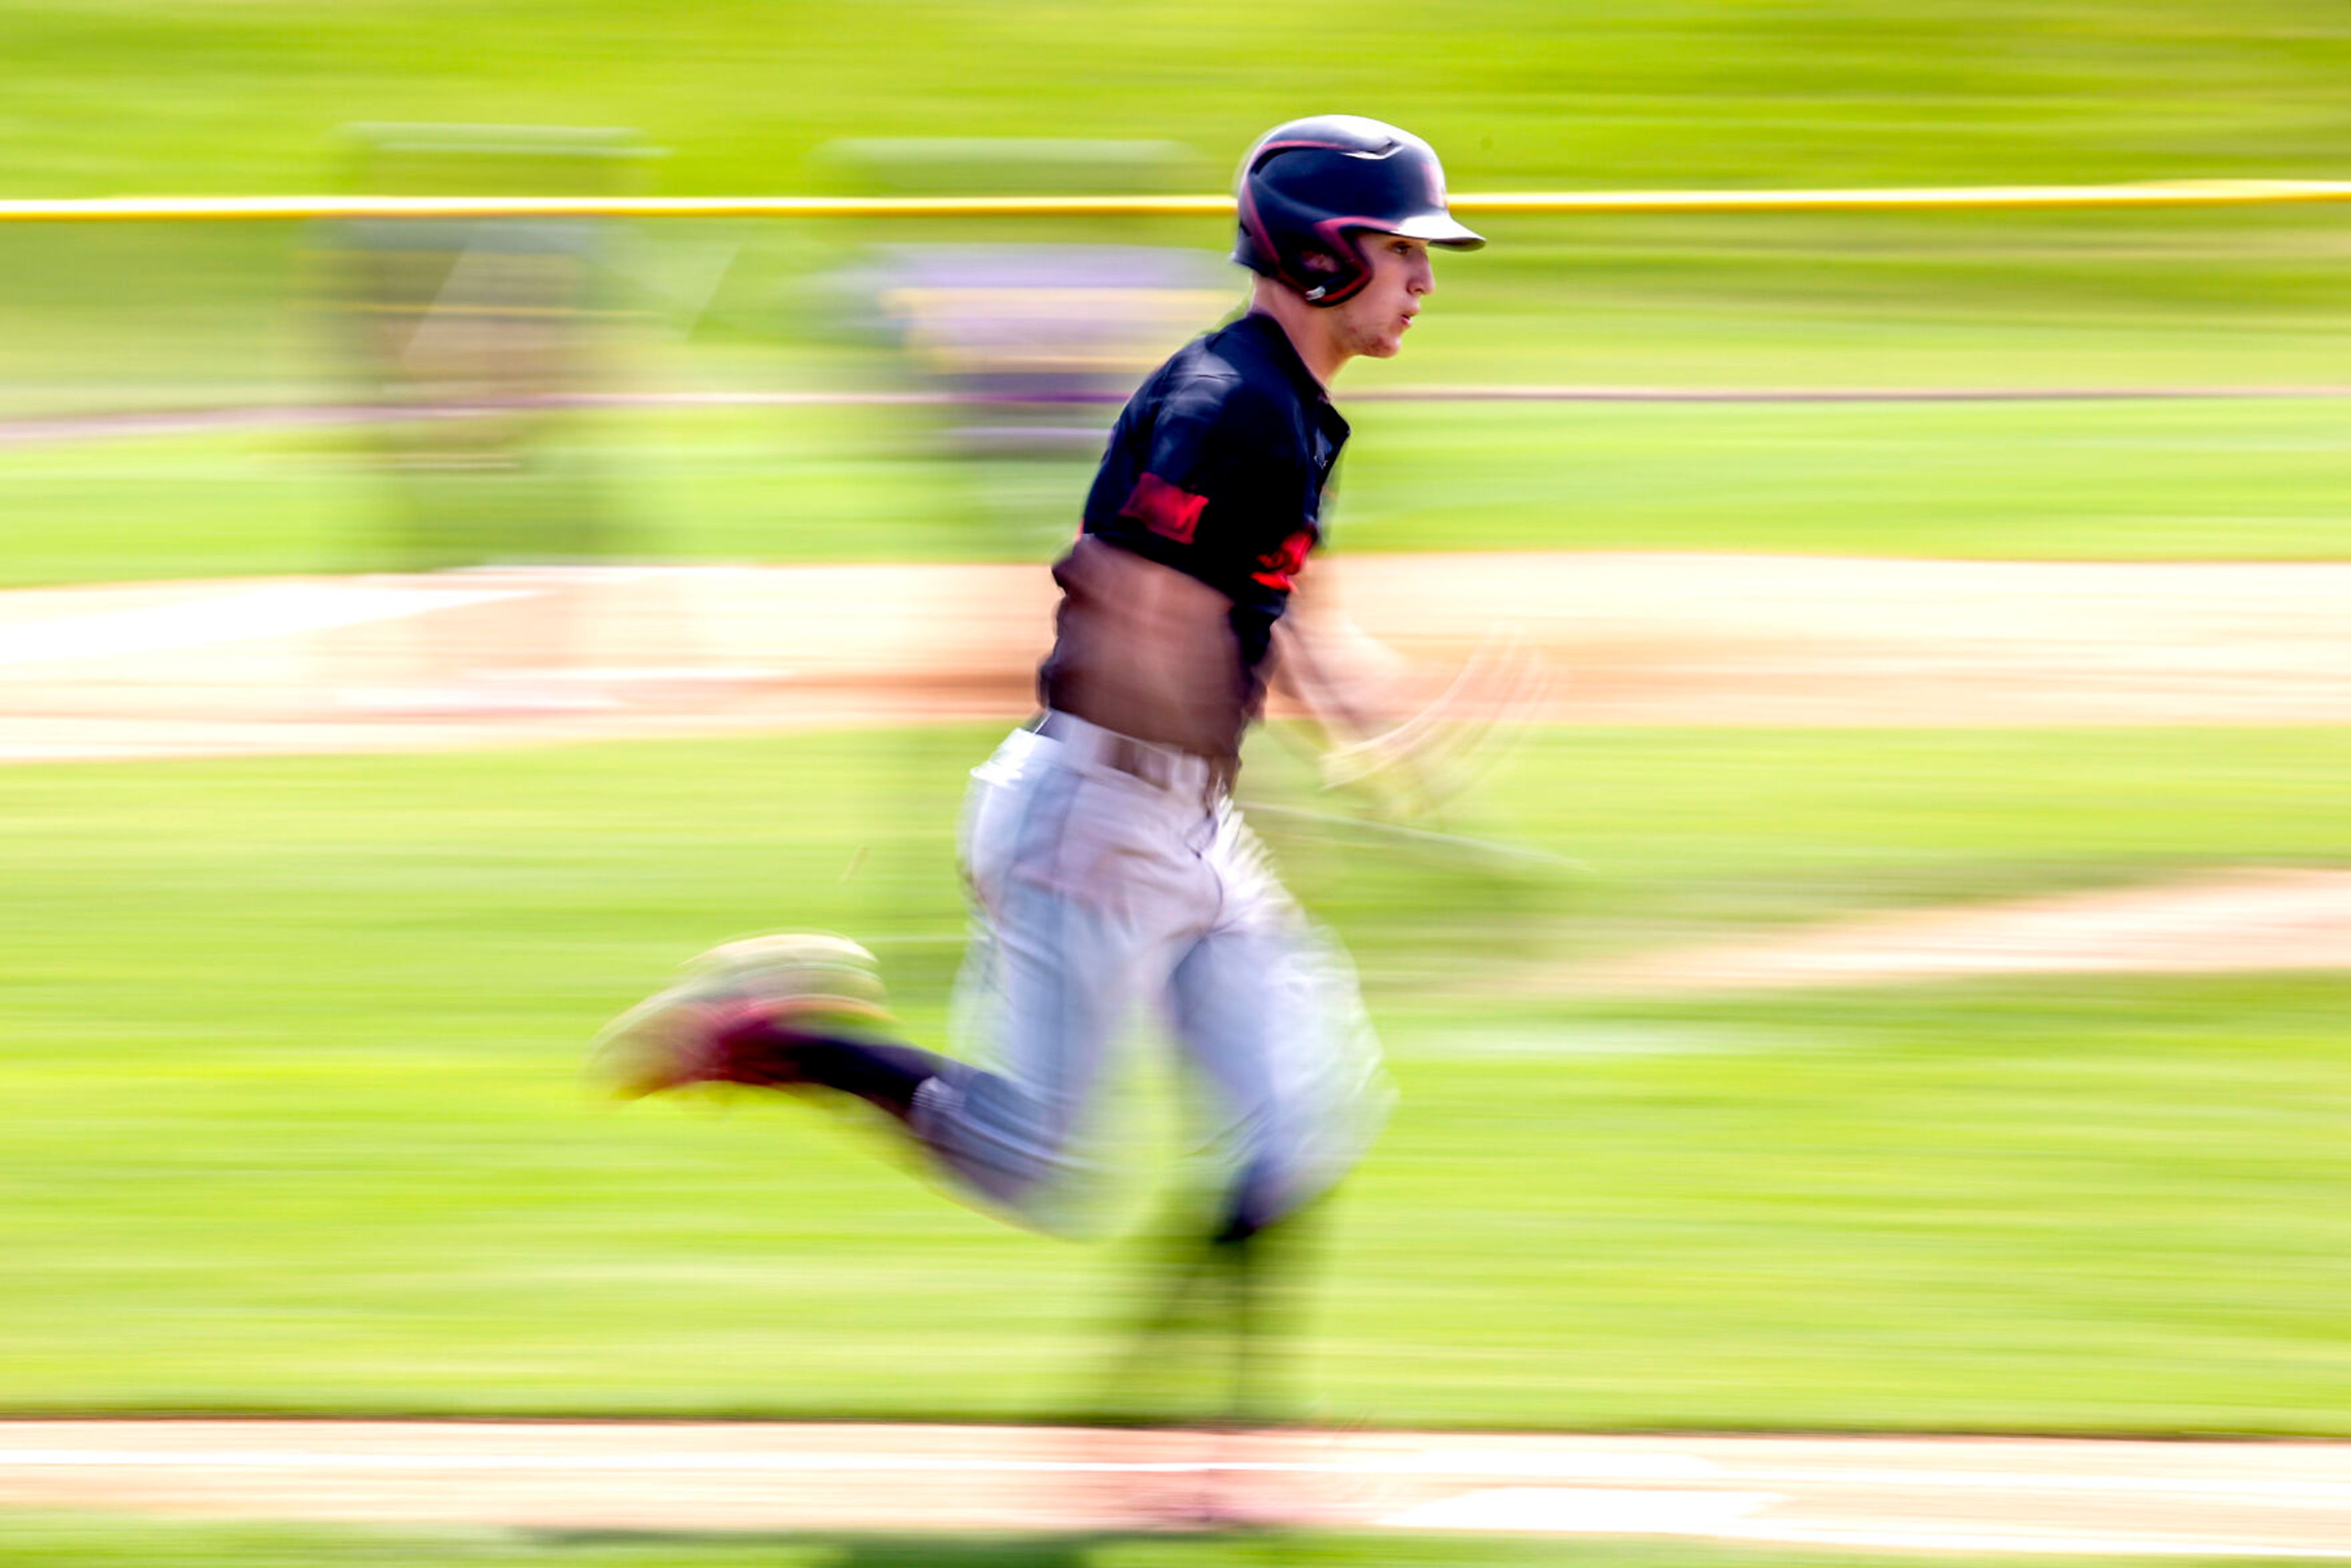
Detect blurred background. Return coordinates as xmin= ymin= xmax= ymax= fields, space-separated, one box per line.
xmin=5 ymin=4 xmax=2351 ymax=1555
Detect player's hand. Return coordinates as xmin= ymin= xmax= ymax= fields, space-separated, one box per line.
xmin=1316 ymin=629 xmax=1550 ymax=818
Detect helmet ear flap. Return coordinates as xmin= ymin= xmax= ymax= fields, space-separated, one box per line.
xmin=1294 ymin=244 xmax=1347 ymax=294
xmin=1237 ymin=175 xmax=1372 ymax=307
xmin=1295 ymin=233 xmax=1373 ymax=306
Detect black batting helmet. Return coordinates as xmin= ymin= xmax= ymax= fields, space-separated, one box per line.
xmin=1232 ymin=115 xmax=1485 ymax=307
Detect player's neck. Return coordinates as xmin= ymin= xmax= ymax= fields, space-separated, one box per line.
xmin=1247 ymin=282 xmax=1350 ymax=387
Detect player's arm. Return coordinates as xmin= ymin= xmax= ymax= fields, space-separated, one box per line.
xmin=1267 ymin=573 xmax=1447 ymax=814
xmin=1268 ymin=569 xmax=1409 ymax=744
xmin=1272 ymin=568 xmax=1551 ymax=817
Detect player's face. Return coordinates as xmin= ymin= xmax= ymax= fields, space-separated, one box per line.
xmin=1335 ymin=234 xmax=1434 ymax=361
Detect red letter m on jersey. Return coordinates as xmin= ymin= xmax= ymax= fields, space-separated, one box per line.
xmin=1119 ymin=473 xmax=1210 ymax=545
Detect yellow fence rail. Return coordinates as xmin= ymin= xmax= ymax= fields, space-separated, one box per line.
xmin=4 ymin=179 xmax=2351 ymax=223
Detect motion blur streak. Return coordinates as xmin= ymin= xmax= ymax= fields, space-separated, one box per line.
xmin=6 ymin=4 xmax=2351 ymax=1561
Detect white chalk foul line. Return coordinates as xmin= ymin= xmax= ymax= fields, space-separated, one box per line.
xmin=9 ymin=1431 xmax=2351 ymax=1553
xmin=10 ymin=1449 xmax=2343 ymax=1502
xmin=0 ymin=1447 xmax=1709 ymax=1479
xmin=1384 ymin=1486 xmax=1784 ymax=1534
xmin=1745 ymin=1465 xmax=2351 ymax=1504
xmin=1384 ymin=1487 xmax=2351 ymax=1556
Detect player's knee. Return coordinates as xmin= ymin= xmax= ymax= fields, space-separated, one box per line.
xmin=911 ymin=1071 xmax=1101 ymax=1221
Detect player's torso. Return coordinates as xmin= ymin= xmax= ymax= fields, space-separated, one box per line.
xmin=1041 ymin=313 xmax=1348 ymax=761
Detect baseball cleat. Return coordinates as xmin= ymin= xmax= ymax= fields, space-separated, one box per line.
xmin=590 ymin=932 xmax=892 ymax=1100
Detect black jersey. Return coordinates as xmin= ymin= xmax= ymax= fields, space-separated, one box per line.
xmin=1038 ymin=311 xmax=1349 ymax=760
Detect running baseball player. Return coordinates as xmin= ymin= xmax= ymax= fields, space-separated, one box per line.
xmin=598 ymin=116 xmax=1483 ymax=1375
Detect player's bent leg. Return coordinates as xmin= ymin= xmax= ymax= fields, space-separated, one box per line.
xmin=596 ymin=727 xmax=1196 ymax=1239
xmin=590 ymin=923 xmax=1107 ymax=1234
xmin=901 ymin=721 xmax=1205 ymax=1232
xmin=912 ymin=872 xmax=1163 ymax=1229
xmin=588 ymin=915 xmax=1122 ymax=1217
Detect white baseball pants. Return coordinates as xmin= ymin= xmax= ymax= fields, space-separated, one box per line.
xmin=909 ymin=714 xmax=1390 ymax=1237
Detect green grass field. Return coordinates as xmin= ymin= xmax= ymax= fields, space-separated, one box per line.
xmin=11 ymin=201 xmax=2351 ymax=583
xmin=0 ymin=1517 xmax=2292 ymax=1568
xmin=6 ymin=0 xmax=2350 ymax=200
xmin=4 ymin=727 xmax=2345 ymax=1431
xmin=9 ymin=389 xmax=2351 ymax=588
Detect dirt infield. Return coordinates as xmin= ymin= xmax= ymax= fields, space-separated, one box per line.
xmin=1556 ymin=866 xmax=2351 ymax=995
xmin=7 ymin=552 xmax=2351 ymax=766
xmin=9 ymin=1420 xmax=2351 ymax=1553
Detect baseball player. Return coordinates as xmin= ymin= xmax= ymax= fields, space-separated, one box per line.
xmin=599 ymin=116 xmax=1483 ymax=1374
